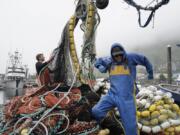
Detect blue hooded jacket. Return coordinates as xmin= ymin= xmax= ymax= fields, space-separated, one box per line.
xmin=95 ymin=43 xmax=153 ymax=94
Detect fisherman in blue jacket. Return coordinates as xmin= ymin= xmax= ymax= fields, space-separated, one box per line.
xmin=92 ymin=43 xmax=153 ymax=135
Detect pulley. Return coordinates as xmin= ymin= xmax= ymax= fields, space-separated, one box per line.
xmin=96 ymin=0 xmax=109 ymax=9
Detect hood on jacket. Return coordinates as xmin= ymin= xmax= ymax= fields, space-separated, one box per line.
xmin=110 ymin=43 xmax=127 ymax=63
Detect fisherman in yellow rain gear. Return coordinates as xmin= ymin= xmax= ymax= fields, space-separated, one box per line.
xmin=92 ymin=43 xmax=154 ymax=135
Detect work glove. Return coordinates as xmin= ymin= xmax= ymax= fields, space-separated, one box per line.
xmin=97 ymin=65 xmax=106 ymax=73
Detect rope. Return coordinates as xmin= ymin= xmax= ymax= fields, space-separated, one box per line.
xmin=42 ymin=113 xmax=70 ymax=134
xmin=123 ymin=0 xmax=170 ymax=27
xmin=78 ymin=125 xmax=99 ymax=135
xmin=146 ymin=0 xmax=157 ymax=7
xmin=42 ymin=83 xmax=61 ymax=96
xmin=20 ymin=107 xmax=46 ymax=118
xmin=32 ymin=121 xmax=48 ymax=135
xmin=137 ymin=9 xmax=155 ymax=28
xmin=13 ymin=116 xmax=31 ymax=135
xmin=28 ymin=68 xmax=78 ymax=134
xmin=1 ymin=120 xmax=13 ymax=132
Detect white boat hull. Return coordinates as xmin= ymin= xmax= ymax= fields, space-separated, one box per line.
xmin=4 ymin=80 xmax=25 ymax=98
xmin=0 ymin=91 xmax=5 ymax=105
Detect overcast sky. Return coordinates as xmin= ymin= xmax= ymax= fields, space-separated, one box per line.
xmin=0 ymin=0 xmax=180 ymax=74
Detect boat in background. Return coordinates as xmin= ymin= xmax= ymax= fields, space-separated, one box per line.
xmin=158 ymin=83 xmax=180 ymax=104
xmin=3 ymin=51 xmax=28 ymax=99
xmin=0 ymin=74 xmax=4 ymax=90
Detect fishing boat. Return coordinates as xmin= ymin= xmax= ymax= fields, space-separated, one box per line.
xmin=3 ymin=51 xmax=28 ymax=99
xmin=158 ymin=83 xmax=180 ymax=104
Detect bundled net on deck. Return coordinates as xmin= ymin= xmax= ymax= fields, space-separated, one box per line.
xmin=0 ymin=84 xmax=101 ymax=135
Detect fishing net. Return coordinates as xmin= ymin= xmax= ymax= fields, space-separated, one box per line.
xmin=0 ymin=83 xmax=123 ymax=135
xmin=96 ymin=0 xmax=170 ymax=27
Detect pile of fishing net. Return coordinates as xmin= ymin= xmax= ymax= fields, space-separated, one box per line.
xmin=93 ymin=80 xmax=180 ymax=135
xmin=136 ymin=86 xmax=180 ymax=135
xmin=0 ymin=84 xmax=101 ymax=135
xmin=2 ymin=78 xmax=180 ymax=135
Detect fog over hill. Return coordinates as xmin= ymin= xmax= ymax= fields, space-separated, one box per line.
xmin=131 ymin=41 xmax=180 ymax=72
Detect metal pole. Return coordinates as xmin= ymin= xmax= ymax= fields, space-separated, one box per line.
xmin=167 ymin=45 xmax=172 ymax=84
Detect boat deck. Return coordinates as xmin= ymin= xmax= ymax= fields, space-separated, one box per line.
xmin=159 ymin=83 xmax=180 ymax=104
